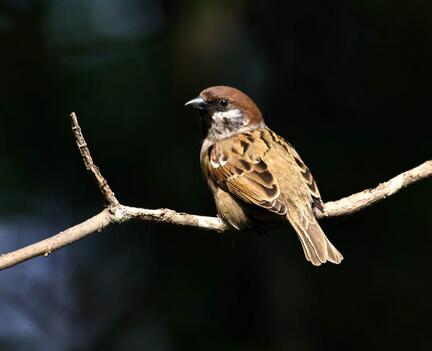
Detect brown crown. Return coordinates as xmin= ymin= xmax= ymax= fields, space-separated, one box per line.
xmin=200 ymin=86 xmax=264 ymax=127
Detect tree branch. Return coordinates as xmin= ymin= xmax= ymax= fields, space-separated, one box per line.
xmin=318 ymin=160 xmax=432 ymax=218
xmin=0 ymin=113 xmax=430 ymax=270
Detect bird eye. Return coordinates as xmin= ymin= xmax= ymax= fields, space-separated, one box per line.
xmin=219 ymin=99 xmax=229 ymax=108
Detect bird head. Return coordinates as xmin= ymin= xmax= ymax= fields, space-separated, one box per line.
xmin=185 ymin=86 xmax=264 ymax=140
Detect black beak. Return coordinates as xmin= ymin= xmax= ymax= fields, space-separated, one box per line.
xmin=185 ymin=96 xmax=208 ymax=110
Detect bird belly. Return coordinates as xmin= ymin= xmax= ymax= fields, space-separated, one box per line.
xmin=213 ymin=188 xmax=285 ymax=231
xmin=213 ymin=188 xmax=253 ymax=230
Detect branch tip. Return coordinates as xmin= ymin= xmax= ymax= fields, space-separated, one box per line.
xmin=70 ymin=112 xmax=119 ymax=207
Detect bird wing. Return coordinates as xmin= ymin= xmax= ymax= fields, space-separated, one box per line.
xmin=262 ymin=129 xmax=324 ymax=213
xmin=206 ymin=131 xmax=288 ymax=215
xmin=206 ymin=128 xmax=322 ymax=214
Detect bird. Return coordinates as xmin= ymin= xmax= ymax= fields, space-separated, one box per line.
xmin=185 ymin=86 xmax=343 ymax=266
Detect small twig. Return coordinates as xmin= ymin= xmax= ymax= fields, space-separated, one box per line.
xmin=70 ymin=112 xmax=119 ymax=207
xmin=0 ymin=112 xmax=430 ymax=271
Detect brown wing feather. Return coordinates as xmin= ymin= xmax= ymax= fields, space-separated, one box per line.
xmin=209 ymin=134 xmax=288 ymax=215
xmin=264 ymin=129 xmax=324 ymax=212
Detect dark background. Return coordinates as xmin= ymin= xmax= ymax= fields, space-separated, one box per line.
xmin=0 ymin=1 xmax=431 ymax=350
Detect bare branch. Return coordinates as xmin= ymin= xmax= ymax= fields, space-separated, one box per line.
xmin=317 ymin=160 xmax=432 ymax=218
xmin=114 ymin=205 xmax=226 ymax=232
xmin=0 ymin=206 xmax=226 ymax=271
xmin=0 ymin=112 xmax=430 ymax=271
xmin=0 ymin=210 xmax=112 ymax=270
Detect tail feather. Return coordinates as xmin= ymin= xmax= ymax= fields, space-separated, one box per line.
xmin=295 ymin=227 xmax=324 ymax=266
xmin=287 ymin=211 xmax=343 ymax=266
xmin=325 ymin=237 xmax=343 ymax=264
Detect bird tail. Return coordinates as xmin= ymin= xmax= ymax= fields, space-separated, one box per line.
xmin=286 ymin=210 xmax=343 ymax=266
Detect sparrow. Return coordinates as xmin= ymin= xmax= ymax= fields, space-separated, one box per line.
xmin=185 ymin=86 xmax=343 ymax=266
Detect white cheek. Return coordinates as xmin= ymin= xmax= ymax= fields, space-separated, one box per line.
xmin=212 ymin=109 xmax=243 ymax=122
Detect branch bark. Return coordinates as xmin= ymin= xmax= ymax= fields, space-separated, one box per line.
xmin=318 ymin=160 xmax=432 ymax=218
xmin=0 ymin=113 xmax=430 ymax=270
